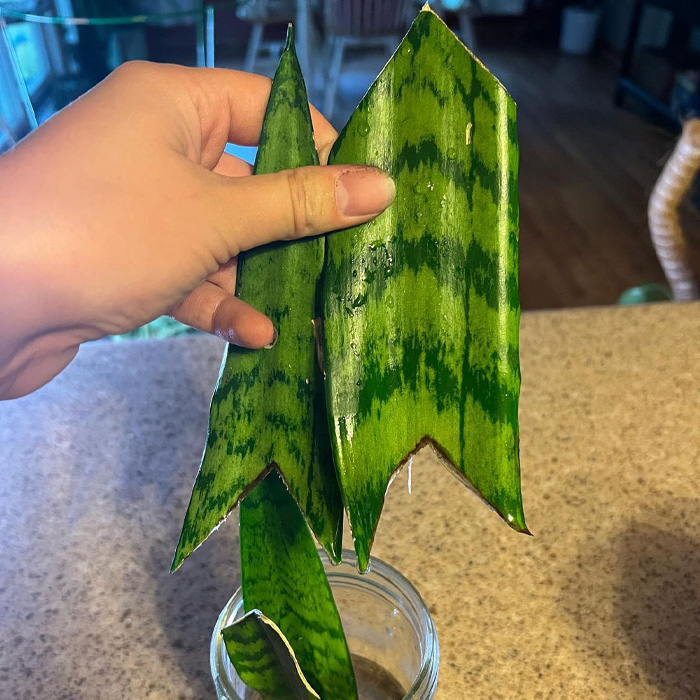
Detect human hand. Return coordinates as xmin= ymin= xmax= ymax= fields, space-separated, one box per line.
xmin=0 ymin=62 xmax=395 ymax=399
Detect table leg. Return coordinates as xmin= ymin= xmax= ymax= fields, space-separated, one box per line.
xmin=296 ymin=0 xmax=310 ymax=78
xmin=205 ymin=4 xmax=215 ymax=67
xmin=614 ymin=0 xmax=644 ymax=107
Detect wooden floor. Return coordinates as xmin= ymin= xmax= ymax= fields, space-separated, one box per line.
xmin=485 ymin=48 xmax=700 ymax=310
xmin=237 ymin=42 xmax=700 ymax=311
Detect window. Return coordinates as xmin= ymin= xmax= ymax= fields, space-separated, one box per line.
xmin=0 ymin=2 xmax=57 ymax=150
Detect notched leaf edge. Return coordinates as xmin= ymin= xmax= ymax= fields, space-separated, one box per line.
xmin=356 ymin=435 xmax=530 ymax=572
xmin=171 ymin=459 xmax=342 ymax=573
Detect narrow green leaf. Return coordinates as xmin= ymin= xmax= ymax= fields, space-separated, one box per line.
xmin=172 ymin=26 xmax=342 ymax=572
xmin=324 ymin=7 xmax=527 ymax=571
xmin=222 ymin=609 xmax=320 ymax=700
xmin=236 ymin=471 xmax=358 ymax=700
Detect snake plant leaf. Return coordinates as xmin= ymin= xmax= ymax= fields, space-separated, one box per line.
xmin=324 ymin=7 xmax=527 ymax=571
xmin=234 ymin=471 xmax=358 ymax=700
xmin=172 ymin=26 xmax=342 ymax=572
xmin=222 ymin=610 xmax=320 ymax=700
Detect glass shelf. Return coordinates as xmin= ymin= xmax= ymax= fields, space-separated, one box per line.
xmin=0 ymin=1 xmax=238 ymax=148
xmin=0 ymin=1 xmax=237 ymax=26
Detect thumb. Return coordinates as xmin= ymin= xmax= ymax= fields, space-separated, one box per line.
xmin=205 ymin=164 xmax=396 ymax=254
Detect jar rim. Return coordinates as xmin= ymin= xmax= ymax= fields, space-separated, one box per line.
xmin=211 ymin=549 xmax=439 ymax=700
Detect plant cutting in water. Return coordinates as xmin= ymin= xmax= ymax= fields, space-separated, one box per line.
xmin=173 ymin=6 xmax=526 ymax=699
xmin=228 ymin=471 xmax=356 ymax=700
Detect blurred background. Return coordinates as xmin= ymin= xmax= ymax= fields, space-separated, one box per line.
xmin=1 ymin=0 xmax=699 ymax=333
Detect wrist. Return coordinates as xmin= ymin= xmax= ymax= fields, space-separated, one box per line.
xmin=0 ymin=149 xmax=85 ymax=398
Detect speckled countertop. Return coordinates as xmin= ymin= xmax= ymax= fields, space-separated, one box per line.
xmin=1 ymin=302 xmax=700 ymax=700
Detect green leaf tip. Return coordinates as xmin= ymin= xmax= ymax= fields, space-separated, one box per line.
xmin=325 ymin=7 xmax=526 ymax=571
xmin=285 ymin=23 xmax=295 ymax=52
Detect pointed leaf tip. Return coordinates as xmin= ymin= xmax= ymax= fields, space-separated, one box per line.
xmin=285 ymin=24 xmax=295 ymax=51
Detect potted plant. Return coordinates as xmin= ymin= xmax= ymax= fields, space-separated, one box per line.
xmin=559 ymin=1 xmax=602 ymax=56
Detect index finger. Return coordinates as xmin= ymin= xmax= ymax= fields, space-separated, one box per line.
xmin=179 ymin=67 xmax=338 ymax=164
xmin=309 ymin=102 xmax=337 ymax=165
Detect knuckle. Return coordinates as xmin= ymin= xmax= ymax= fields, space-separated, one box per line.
xmin=111 ymin=60 xmax=149 ymax=82
xmin=316 ymin=131 xmax=338 ymax=166
xmin=285 ymin=168 xmax=316 ymax=238
xmin=112 ymin=60 xmax=180 ymax=89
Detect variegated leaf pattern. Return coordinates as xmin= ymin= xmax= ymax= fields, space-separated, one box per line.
xmin=235 ymin=471 xmax=358 ymax=700
xmin=324 ymin=7 xmax=527 ymax=571
xmin=222 ymin=609 xmax=320 ymax=700
xmin=172 ymin=26 xmax=342 ymax=573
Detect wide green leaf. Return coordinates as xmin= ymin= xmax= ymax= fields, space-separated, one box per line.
xmin=222 ymin=609 xmax=320 ymax=700
xmin=324 ymin=7 xmax=527 ymax=571
xmin=172 ymin=26 xmax=342 ymax=573
xmin=236 ymin=471 xmax=358 ymax=700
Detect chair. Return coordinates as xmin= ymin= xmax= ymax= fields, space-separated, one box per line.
xmin=237 ymin=0 xmax=296 ymax=73
xmin=433 ymin=0 xmax=483 ymax=50
xmin=322 ymin=0 xmax=411 ymax=119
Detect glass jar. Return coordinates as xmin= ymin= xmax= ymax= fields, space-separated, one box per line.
xmin=211 ymin=550 xmax=439 ymax=700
